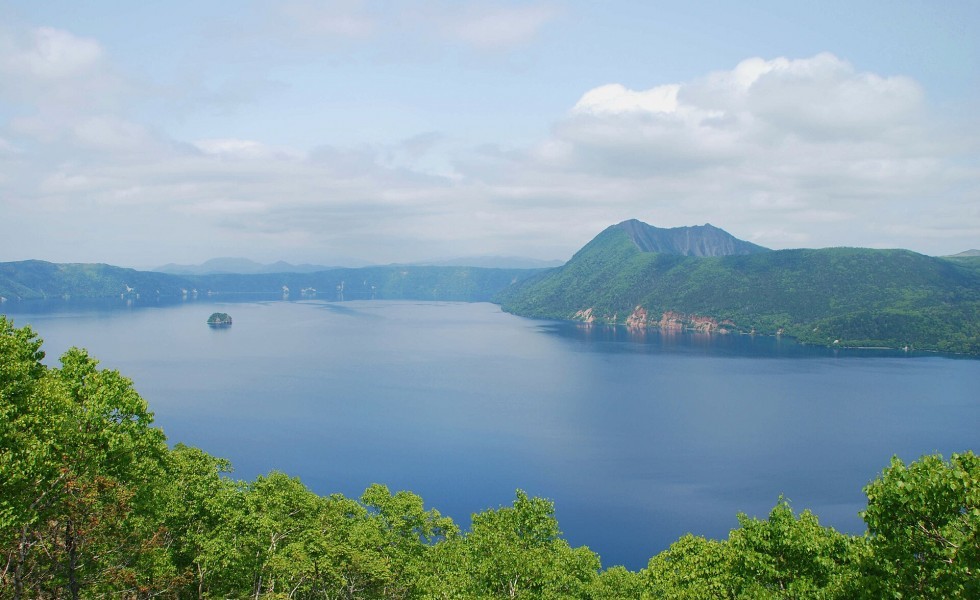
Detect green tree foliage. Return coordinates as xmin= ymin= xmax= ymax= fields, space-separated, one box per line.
xmin=586 ymin=565 xmax=646 ymax=599
xmin=646 ymin=503 xmax=863 ymax=600
xmin=1 ymin=317 xmax=977 ymax=598
xmin=461 ymin=490 xmax=601 ymax=599
xmin=162 ymin=444 xmax=243 ymax=599
xmin=646 ymin=534 xmax=735 ymax=599
xmin=728 ymin=500 xmax=861 ymax=599
xmin=360 ymin=484 xmax=457 ymax=598
xmin=314 ymin=492 xmax=402 ymax=598
xmin=0 ymin=316 xmax=173 ymax=599
xmin=861 ymin=452 xmax=979 ymax=598
xmin=239 ymin=471 xmax=324 ymax=599
xmin=0 ymin=318 xmax=55 ymax=599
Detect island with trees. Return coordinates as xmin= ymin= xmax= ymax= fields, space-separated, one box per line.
xmin=207 ymin=312 xmax=233 ymax=327
xmin=1 ymin=315 xmax=977 ymax=599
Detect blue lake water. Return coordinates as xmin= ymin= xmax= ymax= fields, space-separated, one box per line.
xmin=4 ymin=298 xmax=978 ymax=569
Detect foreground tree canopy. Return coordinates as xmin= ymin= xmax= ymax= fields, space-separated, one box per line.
xmin=1 ymin=316 xmax=977 ymax=599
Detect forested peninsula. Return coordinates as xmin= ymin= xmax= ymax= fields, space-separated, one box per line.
xmin=1 ymin=316 xmax=978 ymax=599
xmin=498 ymin=220 xmax=980 ymax=354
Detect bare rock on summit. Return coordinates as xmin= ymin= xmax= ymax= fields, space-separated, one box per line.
xmin=616 ymin=219 xmax=769 ymax=256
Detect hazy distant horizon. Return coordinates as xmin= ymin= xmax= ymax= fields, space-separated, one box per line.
xmin=146 ymin=253 xmax=567 ymax=273
xmin=4 ymin=218 xmax=980 ymax=272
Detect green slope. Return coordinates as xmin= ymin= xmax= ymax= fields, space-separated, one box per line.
xmin=0 ymin=260 xmax=195 ymax=299
xmin=0 ymin=260 xmax=537 ymax=303
xmin=498 ymin=225 xmax=980 ymax=354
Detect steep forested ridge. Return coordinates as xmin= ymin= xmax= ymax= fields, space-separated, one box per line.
xmin=498 ymin=220 xmax=980 ymax=354
xmin=1 ymin=317 xmax=978 ymax=599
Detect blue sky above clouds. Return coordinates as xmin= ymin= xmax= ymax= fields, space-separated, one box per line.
xmin=1 ymin=0 xmax=978 ymax=266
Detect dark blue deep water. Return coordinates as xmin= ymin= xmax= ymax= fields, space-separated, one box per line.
xmin=4 ymin=298 xmax=978 ymax=569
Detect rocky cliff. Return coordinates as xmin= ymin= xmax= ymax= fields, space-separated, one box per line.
xmin=616 ymin=219 xmax=769 ymax=256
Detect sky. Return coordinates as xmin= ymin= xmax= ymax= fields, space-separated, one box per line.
xmin=1 ymin=0 xmax=978 ymax=268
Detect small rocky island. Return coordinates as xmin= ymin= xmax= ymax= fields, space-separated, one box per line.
xmin=207 ymin=312 xmax=233 ymax=327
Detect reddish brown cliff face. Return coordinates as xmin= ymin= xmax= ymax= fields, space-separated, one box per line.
xmin=625 ymin=306 xmax=648 ymax=328
xmin=576 ymin=305 xmax=736 ymax=333
xmin=657 ymin=311 xmax=733 ymax=332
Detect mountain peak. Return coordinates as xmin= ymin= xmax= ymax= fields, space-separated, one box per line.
xmin=614 ymin=219 xmax=769 ymax=257
xmin=946 ymin=249 xmax=980 ymax=258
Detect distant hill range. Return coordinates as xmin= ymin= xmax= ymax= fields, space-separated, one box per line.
xmin=406 ymin=256 xmax=566 ymax=269
xmin=154 ymin=257 xmax=349 ymax=275
xmin=0 ymin=261 xmax=539 ymax=304
xmin=946 ymin=249 xmax=980 ymax=258
xmin=497 ymin=219 xmax=980 ymax=354
xmin=155 ymin=255 xmax=563 ymax=274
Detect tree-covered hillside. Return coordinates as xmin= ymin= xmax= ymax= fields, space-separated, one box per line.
xmin=0 ymin=260 xmax=536 ymax=303
xmin=2 ymin=317 xmax=978 ymax=598
xmin=0 ymin=260 xmax=195 ymax=300
xmin=497 ymin=223 xmax=980 ymax=354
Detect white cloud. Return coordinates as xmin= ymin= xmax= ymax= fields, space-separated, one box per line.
xmin=2 ymin=32 xmax=977 ymax=266
xmin=746 ymin=55 xmax=924 ymax=140
xmin=573 ymin=83 xmax=680 ymax=115
xmin=440 ymin=4 xmax=559 ymax=50
xmin=72 ymin=116 xmax=154 ymax=151
xmin=455 ymin=53 xmax=976 ymax=254
xmin=255 ymin=0 xmax=562 ymax=52
xmin=569 ymin=54 xmax=925 ymax=147
xmin=258 ymin=1 xmax=560 ymax=53
xmin=0 ymin=26 xmax=104 ymax=80
xmin=38 ymin=171 xmax=117 ymax=195
xmin=193 ymin=138 xmax=304 ymax=160
xmin=179 ymin=198 xmax=269 ymax=215
xmin=0 ymin=24 xmax=132 ymax=152
xmin=0 ymin=136 xmax=19 ymax=154
xmin=549 ymin=54 xmax=936 ymax=178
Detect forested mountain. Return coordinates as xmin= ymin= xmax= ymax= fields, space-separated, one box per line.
xmin=2 ymin=317 xmax=978 ymax=598
xmin=947 ymin=249 xmax=980 ymax=258
xmin=0 ymin=260 xmax=536 ymax=303
xmin=0 ymin=261 xmax=191 ymax=301
xmin=497 ymin=220 xmax=980 ymax=354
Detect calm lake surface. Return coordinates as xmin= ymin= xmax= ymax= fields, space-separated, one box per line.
xmin=4 ymin=298 xmax=979 ymax=569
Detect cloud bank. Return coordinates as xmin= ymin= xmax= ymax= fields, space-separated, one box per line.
xmin=512 ymin=54 xmax=972 ymax=249
xmin=0 ymin=18 xmax=976 ymax=266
